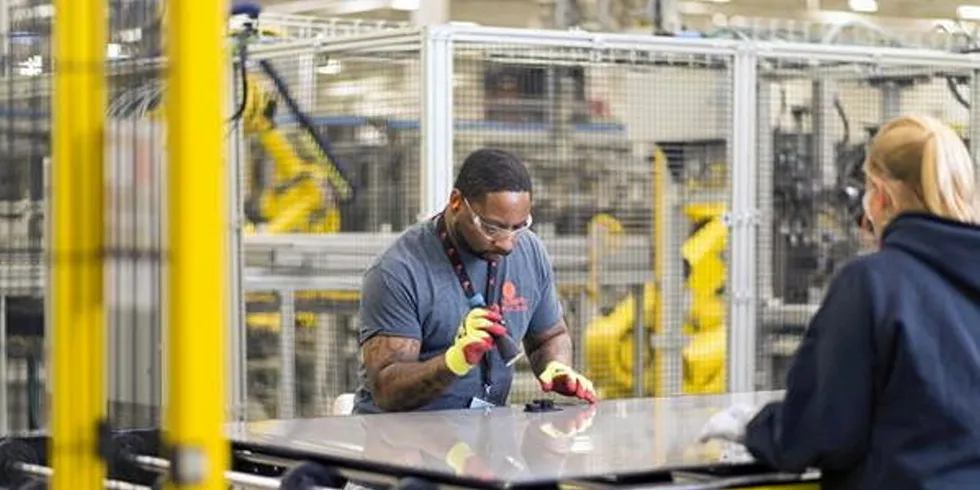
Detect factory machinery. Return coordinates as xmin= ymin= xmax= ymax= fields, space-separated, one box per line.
xmin=0 ymin=4 xmax=976 ymax=422
xmin=0 ymin=3 xmax=419 ymax=424
xmin=241 ymin=24 xmax=980 ymax=413
xmin=0 ymin=5 xmax=977 ymax=490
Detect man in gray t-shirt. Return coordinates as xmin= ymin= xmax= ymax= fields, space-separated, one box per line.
xmin=352 ymin=148 xmax=597 ymax=414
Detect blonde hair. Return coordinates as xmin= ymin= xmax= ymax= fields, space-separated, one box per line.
xmin=864 ymin=114 xmax=980 ymax=225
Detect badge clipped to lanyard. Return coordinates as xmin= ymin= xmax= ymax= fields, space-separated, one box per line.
xmin=434 ymin=213 xmax=503 ymax=401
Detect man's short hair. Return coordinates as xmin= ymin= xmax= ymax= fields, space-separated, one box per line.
xmin=453 ymin=148 xmax=532 ymax=201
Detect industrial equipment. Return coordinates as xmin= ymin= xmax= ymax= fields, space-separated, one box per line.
xmin=583 ymin=196 xmax=729 ymax=398
xmin=237 ymin=21 xmax=980 ymax=410
xmin=5 ymin=3 xmax=977 ymax=425
xmin=229 ymin=6 xmax=358 ymax=235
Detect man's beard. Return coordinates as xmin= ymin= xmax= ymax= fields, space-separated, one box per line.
xmin=451 ymin=221 xmax=510 ymax=260
xmin=452 ymin=221 xmax=486 ymax=256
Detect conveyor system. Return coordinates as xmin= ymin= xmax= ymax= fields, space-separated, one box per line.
xmin=0 ymin=391 xmax=820 ymax=490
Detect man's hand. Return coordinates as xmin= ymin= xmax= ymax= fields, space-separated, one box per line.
xmin=444 ymin=308 xmax=507 ymax=376
xmin=698 ymin=403 xmax=758 ymax=444
xmin=537 ymin=361 xmax=598 ymax=403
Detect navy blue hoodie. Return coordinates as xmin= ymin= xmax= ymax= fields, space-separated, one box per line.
xmin=744 ymin=212 xmax=980 ymax=490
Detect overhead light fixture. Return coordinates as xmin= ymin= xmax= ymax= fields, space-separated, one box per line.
xmin=390 ymin=0 xmax=419 ymax=11
xmin=848 ymin=0 xmax=878 ymax=12
xmin=17 ymin=55 xmax=43 ymax=77
xmin=316 ymin=59 xmax=342 ymax=75
xmin=958 ymin=5 xmax=980 ymax=20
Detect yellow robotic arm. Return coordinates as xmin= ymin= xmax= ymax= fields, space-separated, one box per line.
xmin=583 ymin=146 xmax=729 ymax=398
xmin=241 ymin=61 xmax=355 ymax=234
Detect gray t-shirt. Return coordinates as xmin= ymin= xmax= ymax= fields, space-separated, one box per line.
xmin=352 ymin=218 xmax=563 ymax=414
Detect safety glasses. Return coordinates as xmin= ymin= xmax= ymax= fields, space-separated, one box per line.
xmin=463 ymin=198 xmax=533 ymax=239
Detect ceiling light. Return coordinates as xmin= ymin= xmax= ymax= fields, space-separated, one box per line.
xmin=390 ymin=0 xmax=419 ymax=11
xmin=958 ymin=5 xmax=980 ymax=20
xmin=848 ymin=0 xmax=878 ymax=12
xmin=316 ymin=59 xmax=342 ymax=75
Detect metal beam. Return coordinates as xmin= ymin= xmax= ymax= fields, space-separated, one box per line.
xmin=728 ymin=46 xmax=760 ymax=393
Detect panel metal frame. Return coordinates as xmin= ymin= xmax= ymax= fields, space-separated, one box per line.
xmin=420 ymin=25 xmax=454 ymax=218
xmin=971 ymin=72 xmax=980 ymax=172
xmin=727 ymin=46 xmax=760 ymax=393
xmin=227 ymin=53 xmax=248 ymax=423
xmin=229 ymin=28 xmax=425 ymax=420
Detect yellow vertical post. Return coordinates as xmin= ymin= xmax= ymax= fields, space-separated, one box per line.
xmin=51 ymin=0 xmax=107 ymax=488
xmin=165 ymin=0 xmax=229 ymax=489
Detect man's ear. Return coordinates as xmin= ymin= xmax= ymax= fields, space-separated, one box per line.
xmin=449 ymin=189 xmax=462 ymax=212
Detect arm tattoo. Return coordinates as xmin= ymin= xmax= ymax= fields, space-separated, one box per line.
xmin=524 ymin=321 xmax=574 ymax=375
xmin=363 ymin=336 xmax=457 ymax=412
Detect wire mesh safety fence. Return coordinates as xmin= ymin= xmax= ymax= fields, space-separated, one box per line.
xmin=239 ymin=37 xmax=423 ymax=420
xmin=753 ymin=56 xmax=978 ymax=391
xmin=450 ymin=41 xmax=733 ymax=402
xmin=0 ymin=10 xmax=975 ymax=435
xmin=0 ymin=3 xmax=51 ymax=436
xmin=0 ymin=0 xmax=169 ymax=434
xmin=104 ymin=0 xmax=167 ymax=432
xmin=232 ymin=24 xmax=980 ymax=420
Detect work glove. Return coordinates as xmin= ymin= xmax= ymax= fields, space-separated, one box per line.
xmin=445 ymin=307 xmax=507 ymax=376
xmin=524 ymin=404 xmax=598 ymax=462
xmin=538 ymin=403 xmax=598 ymax=439
xmin=445 ymin=441 xmax=493 ymax=478
xmin=697 ymin=403 xmax=757 ymax=444
xmin=537 ymin=361 xmax=598 ymax=404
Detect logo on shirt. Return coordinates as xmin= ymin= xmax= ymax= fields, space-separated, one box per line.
xmin=500 ymin=280 xmax=528 ymax=312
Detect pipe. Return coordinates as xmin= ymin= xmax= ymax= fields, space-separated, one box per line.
xmin=131 ymin=454 xmax=333 ymax=490
xmin=13 ymin=462 xmax=151 ymax=490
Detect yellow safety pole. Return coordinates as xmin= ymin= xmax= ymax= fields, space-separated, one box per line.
xmin=50 ymin=0 xmax=108 ymax=487
xmin=165 ymin=0 xmax=229 ymax=488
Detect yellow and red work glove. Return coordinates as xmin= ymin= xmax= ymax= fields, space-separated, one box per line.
xmin=445 ymin=307 xmax=507 ymax=376
xmin=537 ymin=361 xmax=598 ymax=404
xmin=445 ymin=442 xmax=493 ymax=478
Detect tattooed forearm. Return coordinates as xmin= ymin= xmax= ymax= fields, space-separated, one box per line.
xmin=524 ymin=322 xmax=573 ymax=375
xmin=363 ymin=336 xmax=457 ymax=412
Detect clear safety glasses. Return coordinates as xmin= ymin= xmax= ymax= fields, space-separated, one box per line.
xmin=463 ymin=198 xmax=533 ymax=239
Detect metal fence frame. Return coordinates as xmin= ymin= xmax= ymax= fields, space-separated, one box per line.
xmin=233 ymin=31 xmax=424 ymax=420
xmin=417 ymin=25 xmax=980 ymax=395
xmin=231 ymin=23 xmax=980 ymax=418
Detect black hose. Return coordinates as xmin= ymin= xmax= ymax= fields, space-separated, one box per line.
xmin=256 ymin=58 xmax=356 ymax=202
xmin=834 ymin=97 xmax=850 ymax=147
xmin=228 ymin=30 xmax=250 ymax=122
xmin=947 ymin=76 xmax=970 ymax=109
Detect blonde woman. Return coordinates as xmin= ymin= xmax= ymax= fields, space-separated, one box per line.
xmin=700 ymin=114 xmax=980 ymax=490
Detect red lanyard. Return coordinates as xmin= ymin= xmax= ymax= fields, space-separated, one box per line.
xmin=434 ymin=213 xmax=499 ymax=397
